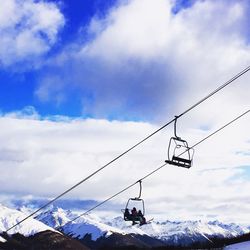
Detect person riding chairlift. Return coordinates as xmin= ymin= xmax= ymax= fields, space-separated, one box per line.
xmin=137 ymin=210 xmax=146 ymax=225
xmin=124 ymin=208 xmax=131 ymax=220
xmin=131 ymin=207 xmax=137 ymax=216
xmin=131 ymin=207 xmax=137 ymax=225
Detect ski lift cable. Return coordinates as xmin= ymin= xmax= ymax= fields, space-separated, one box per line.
xmin=190 ymin=109 xmax=250 ymax=149
xmin=56 ymin=109 xmax=250 ymax=230
xmin=5 ymin=65 xmax=250 ymax=233
xmin=177 ymin=66 xmax=250 ymax=118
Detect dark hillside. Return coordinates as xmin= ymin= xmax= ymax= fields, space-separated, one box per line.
xmin=1 ymin=230 xmax=250 ymax=250
xmin=0 ymin=230 xmax=89 ymax=250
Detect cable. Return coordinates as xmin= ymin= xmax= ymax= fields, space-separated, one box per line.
xmin=6 ymin=65 xmax=250 ymax=233
xmin=177 ymin=66 xmax=250 ymax=118
xmin=191 ymin=109 xmax=250 ymax=149
xmin=6 ymin=119 xmax=175 ymax=233
xmin=56 ymin=109 xmax=250 ymax=229
xmin=177 ymin=109 xmax=250 ymax=158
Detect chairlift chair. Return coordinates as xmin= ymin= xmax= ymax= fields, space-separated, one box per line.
xmin=122 ymin=198 xmax=145 ymax=221
xmin=165 ymin=116 xmax=194 ymax=169
xmin=121 ymin=180 xmax=145 ymax=222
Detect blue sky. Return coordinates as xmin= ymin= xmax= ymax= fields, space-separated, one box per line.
xmin=0 ymin=0 xmax=144 ymax=119
xmin=0 ymin=0 xmax=119 ymax=118
xmin=0 ymin=0 xmax=197 ymax=121
xmin=0 ymin=0 xmax=250 ymax=223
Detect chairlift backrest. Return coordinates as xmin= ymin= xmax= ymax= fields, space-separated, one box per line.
xmin=125 ymin=198 xmax=145 ymax=215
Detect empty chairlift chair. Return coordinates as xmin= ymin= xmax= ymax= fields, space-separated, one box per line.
xmin=165 ymin=116 xmax=194 ymax=169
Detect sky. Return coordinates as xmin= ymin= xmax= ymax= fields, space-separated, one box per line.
xmin=0 ymin=0 xmax=250 ymax=224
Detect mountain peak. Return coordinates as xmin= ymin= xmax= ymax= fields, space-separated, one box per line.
xmin=0 ymin=204 xmax=55 ymax=236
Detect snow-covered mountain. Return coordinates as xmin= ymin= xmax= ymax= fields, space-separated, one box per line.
xmin=35 ymin=207 xmax=75 ymax=228
xmin=106 ymin=217 xmax=250 ymax=246
xmin=35 ymin=206 xmax=250 ymax=246
xmin=1 ymin=202 xmax=249 ymax=248
xmin=0 ymin=204 xmax=55 ymax=236
xmin=62 ymin=215 xmax=125 ymax=241
xmin=36 ymin=207 xmax=125 ymax=240
xmin=1 ymin=204 xmax=250 ymax=248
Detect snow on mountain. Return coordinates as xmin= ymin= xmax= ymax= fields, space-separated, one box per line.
xmin=3 ymin=203 xmax=250 ymax=248
xmin=0 ymin=236 xmax=6 ymax=242
xmin=224 ymin=241 xmax=250 ymax=250
xmin=36 ymin=206 xmax=125 ymax=240
xmin=103 ymin=216 xmax=149 ymax=235
xmin=35 ymin=206 xmax=250 ymax=246
xmin=107 ymin=217 xmax=249 ymax=245
xmin=35 ymin=207 xmax=75 ymax=228
xmin=62 ymin=214 xmax=125 ymax=241
xmin=0 ymin=204 xmax=55 ymax=236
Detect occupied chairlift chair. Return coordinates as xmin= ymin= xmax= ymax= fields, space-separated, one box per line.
xmin=165 ymin=116 xmax=194 ymax=169
xmin=122 ymin=180 xmax=145 ymax=223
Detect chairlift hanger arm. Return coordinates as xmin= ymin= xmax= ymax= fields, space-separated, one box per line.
xmin=174 ymin=116 xmax=180 ymax=138
xmin=135 ymin=180 xmax=142 ymax=199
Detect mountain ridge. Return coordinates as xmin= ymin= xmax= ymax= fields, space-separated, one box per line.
xmin=1 ymin=203 xmax=250 ymax=249
xmin=0 ymin=204 xmax=55 ymax=236
xmin=34 ymin=206 xmax=250 ymax=246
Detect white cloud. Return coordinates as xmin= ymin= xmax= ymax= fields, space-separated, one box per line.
xmin=84 ymin=0 xmax=173 ymax=61
xmin=0 ymin=108 xmax=249 ymax=223
xmin=1 ymin=0 xmax=250 ymax=224
xmin=30 ymin=0 xmax=250 ymax=224
xmin=84 ymin=0 xmax=249 ymax=63
xmin=36 ymin=0 xmax=250 ymax=122
xmin=0 ymin=0 xmax=65 ymax=67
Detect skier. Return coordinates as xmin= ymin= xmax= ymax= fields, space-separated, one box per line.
xmin=137 ymin=210 xmax=146 ymax=225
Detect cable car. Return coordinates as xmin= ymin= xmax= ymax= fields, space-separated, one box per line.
xmin=165 ymin=116 xmax=194 ymax=168
xmin=121 ymin=180 xmax=146 ymax=225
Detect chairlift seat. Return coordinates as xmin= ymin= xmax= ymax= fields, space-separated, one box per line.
xmin=165 ymin=157 xmax=192 ymax=168
xmin=173 ymin=156 xmax=191 ymax=164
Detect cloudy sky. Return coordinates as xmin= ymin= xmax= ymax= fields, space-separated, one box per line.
xmin=0 ymin=0 xmax=250 ymax=224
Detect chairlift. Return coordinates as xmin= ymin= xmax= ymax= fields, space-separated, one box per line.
xmin=121 ymin=180 xmax=145 ymax=223
xmin=165 ymin=116 xmax=194 ymax=169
